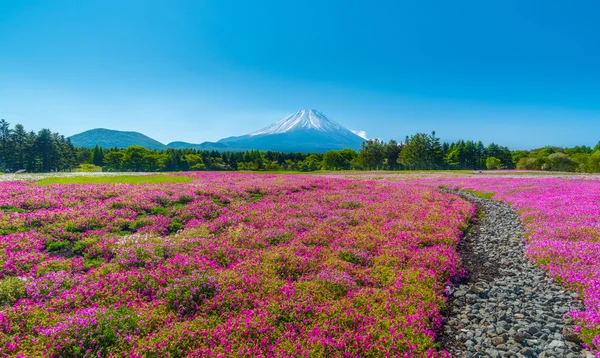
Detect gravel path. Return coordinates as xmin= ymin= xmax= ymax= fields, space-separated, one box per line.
xmin=439 ymin=191 xmax=594 ymax=358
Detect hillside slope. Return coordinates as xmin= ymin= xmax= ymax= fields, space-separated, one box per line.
xmin=69 ymin=128 xmax=167 ymax=150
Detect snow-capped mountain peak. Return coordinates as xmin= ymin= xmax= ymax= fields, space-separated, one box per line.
xmin=250 ymin=109 xmax=348 ymax=136
xmin=215 ymin=109 xmax=365 ymax=152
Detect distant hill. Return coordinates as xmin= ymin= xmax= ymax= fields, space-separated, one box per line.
xmin=69 ymin=128 xmax=167 ymax=150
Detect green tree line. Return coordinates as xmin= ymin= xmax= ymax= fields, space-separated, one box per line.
xmin=78 ymin=145 xmax=324 ymax=172
xmin=353 ymin=132 xmax=514 ymax=170
xmin=72 ymin=132 xmax=515 ymax=172
xmin=513 ymin=144 xmax=600 ymax=172
xmin=0 ymin=120 xmax=77 ymax=172
xmin=1 ymin=119 xmax=598 ymax=173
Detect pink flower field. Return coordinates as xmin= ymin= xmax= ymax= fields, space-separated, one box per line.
xmin=0 ymin=173 xmax=475 ymax=357
xmin=434 ymin=177 xmax=600 ymax=354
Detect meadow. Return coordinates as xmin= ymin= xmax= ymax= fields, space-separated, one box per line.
xmin=1 ymin=171 xmax=599 ymax=356
xmin=0 ymin=172 xmax=475 ymax=357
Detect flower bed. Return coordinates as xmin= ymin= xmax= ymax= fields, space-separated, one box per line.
xmin=0 ymin=173 xmax=474 ymax=357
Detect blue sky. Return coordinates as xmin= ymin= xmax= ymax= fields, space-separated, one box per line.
xmin=0 ymin=0 xmax=599 ymax=149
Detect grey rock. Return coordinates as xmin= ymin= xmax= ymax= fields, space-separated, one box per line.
xmin=520 ymin=347 xmax=535 ymax=356
xmin=548 ymin=339 xmax=565 ymax=349
xmin=491 ymin=336 xmax=505 ymax=346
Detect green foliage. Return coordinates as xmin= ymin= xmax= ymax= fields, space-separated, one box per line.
xmin=340 ymin=201 xmax=364 ymax=209
xmin=90 ymin=144 xmax=105 ymax=166
xmin=322 ymin=150 xmax=343 ymax=170
xmin=168 ymin=219 xmax=184 ymax=234
xmin=5 ymin=117 xmax=598 ymax=174
xmin=102 ymin=151 xmax=124 ymax=171
xmin=73 ymin=163 xmax=102 ymax=172
xmin=398 ymin=132 xmax=444 ymax=170
xmin=579 ymin=325 xmax=600 ymax=355
xmin=358 ymin=139 xmax=385 ymax=170
xmin=338 ymin=249 xmax=370 ymax=266
xmin=0 ymin=276 xmax=27 ymax=305
xmin=184 ymin=154 xmax=204 ymax=170
xmin=464 ymin=189 xmax=496 ymax=199
xmin=46 ymin=240 xmax=71 ymax=252
xmin=150 ymin=206 xmax=168 ymax=215
xmin=0 ymin=119 xmax=77 ymax=173
xmin=514 ymin=146 xmax=600 ymax=173
xmin=298 ymin=154 xmax=322 ymax=172
xmin=73 ymin=237 xmax=99 ymax=255
xmin=485 ymin=156 xmax=503 ymax=170
xmin=176 ymin=194 xmax=194 ymax=204
xmin=121 ymin=146 xmax=163 ymax=172
xmin=589 ymin=151 xmax=600 ymax=173
xmin=83 ymin=258 xmax=104 ymax=269
xmin=548 ymin=152 xmax=576 ymax=172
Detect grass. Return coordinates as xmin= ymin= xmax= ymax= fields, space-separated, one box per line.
xmin=36 ymin=175 xmax=196 ymax=186
xmin=464 ymin=188 xmax=496 ymax=199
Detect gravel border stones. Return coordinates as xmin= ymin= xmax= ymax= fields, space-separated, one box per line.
xmin=439 ymin=190 xmax=594 ymax=358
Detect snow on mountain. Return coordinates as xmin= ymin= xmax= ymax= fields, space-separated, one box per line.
xmin=250 ymin=109 xmax=349 ymax=136
xmin=351 ymin=130 xmax=368 ymax=139
xmin=165 ymin=109 xmax=366 ymax=153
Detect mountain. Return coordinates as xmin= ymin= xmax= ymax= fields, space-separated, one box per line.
xmin=71 ymin=110 xmax=366 ymax=153
xmin=69 ymin=128 xmax=167 ymax=150
xmin=209 ymin=109 xmax=365 ymax=153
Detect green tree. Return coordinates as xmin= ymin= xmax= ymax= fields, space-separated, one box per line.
xmin=511 ymin=150 xmax=529 ymax=166
xmin=10 ymin=124 xmax=29 ymax=170
xmin=103 ymin=151 xmax=124 ymax=171
xmin=338 ymin=148 xmax=357 ymax=170
xmin=485 ymin=157 xmax=503 ymax=170
xmin=589 ymin=151 xmax=600 ymax=173
xmin=445 ymin=141 xmax=465 ymax=169
xmin=322 ymin=150 xmax=344 ymax=170
xmin=122 ymin=146 xmax=151 ymax=172
xmin=185 ymin=154 xmax=205 ymax=171
xmin=548 ymin=152 xmax=576 ymax=172
xmin=0 ymin=119 xmax=12 ymax=171
xmin=299 ymin=154 xmax=321 ymax=172
xmin=35 ymin=129 xmax=56 ymax=172
xmin=429 ymin=132 xmax=444 ymax=169
xmin=399 ymin=133 xmax=431 ymax=170
xmin=384 ymin=140 xmax=403 ymax=170
xmin=358 ymin=139 xmax=385 ymax=170
xmin=90 ymin=145 xmax=105 ymax=167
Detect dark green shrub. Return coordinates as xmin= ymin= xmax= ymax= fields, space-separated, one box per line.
xmin=46 ymin=240 xmax=70 ymax=252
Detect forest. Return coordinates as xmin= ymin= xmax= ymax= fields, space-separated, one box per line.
xmin=0 ymin=120 xmax=598 ymax=173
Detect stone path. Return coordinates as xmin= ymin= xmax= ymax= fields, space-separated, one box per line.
xmin=439 ymin=191 xmax=595 ymax=358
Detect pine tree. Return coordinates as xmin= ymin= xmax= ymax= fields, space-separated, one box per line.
xmin=91 ymin=145 xmax=105 ymax=167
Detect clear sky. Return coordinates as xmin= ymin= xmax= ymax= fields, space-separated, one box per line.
xmin=1 ymin=0 xmax=599 ymax=150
